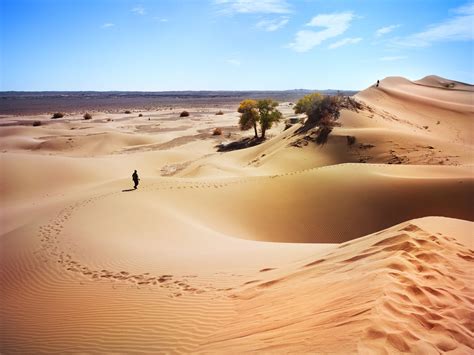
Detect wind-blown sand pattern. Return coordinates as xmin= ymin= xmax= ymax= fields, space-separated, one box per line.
xmin=1 ymin=76 xmax=473 ymax=353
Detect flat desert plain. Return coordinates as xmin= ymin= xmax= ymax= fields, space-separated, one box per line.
xmin=1 ymin=75 xmax=473 ymax=353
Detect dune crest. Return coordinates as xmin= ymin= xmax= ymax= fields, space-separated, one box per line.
xmin=200 ymin=218 xmax=474 ymax=353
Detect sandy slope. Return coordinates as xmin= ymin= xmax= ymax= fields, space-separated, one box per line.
xmin=1 ymin=75 xmax=473 ymax=353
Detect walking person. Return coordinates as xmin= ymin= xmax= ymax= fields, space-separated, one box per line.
xmin=132 ymin=170 xmax=140 ymax=189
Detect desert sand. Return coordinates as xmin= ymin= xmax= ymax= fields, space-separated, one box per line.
xmin=0 ymin=75 xmax=473 ymax=353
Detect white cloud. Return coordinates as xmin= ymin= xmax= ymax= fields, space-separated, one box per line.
xmin=101 ymin=23 xmax=115 ymax=29
xmin=227 ymin=59 xmax=241 ymax=66
xmin=288 ymin=12 xmax=354 ymax=52
xmin=329 ymin=37 xmax=362 ymax=49
xmin=215 ymin=0 xmax=291 ymax=14
xmin=256 ymin=17 xmax=289 ymax=31
xmin=380 ymin=56 xmax=407 ymax=61
xmin=132 ymin=6 xmax=146 ymax=15
xmin=396 ymin=2 xmax=474 ymax=46
xmin=375 ymin=24 xmax=401 ymax=37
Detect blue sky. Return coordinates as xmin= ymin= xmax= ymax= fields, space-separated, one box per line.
xmin=1 ymin=0 xmax=473 ymax=91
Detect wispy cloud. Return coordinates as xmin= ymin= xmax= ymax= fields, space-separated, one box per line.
xmin=101 ymin=23 xmax=115 ymax=29
xmin=380 ymin=55 xmax=407 ymax=61
xmin=215 ymin=0 xmax=291 ymax=14
xmin=227 ymin=59 xmax=241 ymax=66
xmin=395 ymin=2 xmax=474 ymax=46
xmin=256 ymin=17 xmax=289 ymax=31
xmin=375 ymin=24 xmax=400 ymax=37
xmin=288 ymin=12 xmax=355 ymax=52
xmin=132 ymin=6 xmax=146 ymax=15
xmin=329 ymin=37 xmax=362 ymax=49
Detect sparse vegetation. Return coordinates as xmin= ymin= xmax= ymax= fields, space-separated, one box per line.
xmin=138 ymin=113 xmax=143 ymax=117
xmin=212 ymin=127 xmax=222 ymax=135
xmin=347 ymin=135 xmax=356 ymax=146
xmin=294 ymin=94 xmax=341 ymax=129
xmin=293 ymin=94 xmax=343 ymax=145
xmin=237 ymin=99 xmax=282 ymax=139
xmin=33 ymin=120 xmax=42 ymax=126
xmin=124 ymin=110 xmax=132 ymax=114
xmin=51 ymin=112 xmax=64 ymax=119
xmin=83 ymin=112 xmax=92 ymax=120
xmin=215 ymin=110 xmax=224 ymax=115
xmin=315 ymin=126 xmax=333 ymax=145
xmin=180 ymin=110 xmax=190 ymax=117
xmin=238 ymin=99 xmax=259 ymax=138
xmin=257 ymin=99 xmax=282 ymax=139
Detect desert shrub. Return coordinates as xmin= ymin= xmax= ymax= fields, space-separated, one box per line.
xmin=215 ymin=110 xmax=224 ymax=115
xmin=347 ymin=135 xmax=356 ymax=146
xmin=124 ymin=110 xmax=131 ymax=114
xmin=180 ymin=110 xmax=190 ymax=117
xmin=51 ymin=112 xmax=64 ymax=119
xmin=33 ymin=120 xmax=42 ymax=126
xmin=83 ymin=112 xmax=92 ymax=120
xmin=295 ymin=94 xmax=341 ymax=127
xmin=213 ymin=127 xmax=222 ymax=135
xmin=315 ymin=126 xmax=333 ymax=145
xmin=138 ymin=113 xmax=143 ymax=117
xmin=106 ymin=118 xmax=112 ymax=122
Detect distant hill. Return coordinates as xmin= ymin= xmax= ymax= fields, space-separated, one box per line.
xmin=0 ymin=90 xmax=357 ymax=115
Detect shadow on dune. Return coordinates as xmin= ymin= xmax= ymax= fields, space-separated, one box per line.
xmin=122 ymin=188 xmax=136 ymax=192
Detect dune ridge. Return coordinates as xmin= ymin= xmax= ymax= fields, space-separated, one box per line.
xmin=1 ymin=74 xmax=473 ymax=353
xmin=199 ymin=219 xmax=474 ymax=353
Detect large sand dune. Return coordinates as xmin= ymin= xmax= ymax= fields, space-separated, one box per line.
xmin=1 ymin=75 xmax=473 ymax=353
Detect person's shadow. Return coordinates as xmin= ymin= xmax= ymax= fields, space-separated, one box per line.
xmin=122 ymin=188 xmax=136 ymax=192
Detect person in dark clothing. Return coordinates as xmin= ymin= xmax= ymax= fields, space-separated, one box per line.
xmin=132 ymin=170 xmax=139 ymax=189
xmin=376 ymin=80 xmax=380 ymax=87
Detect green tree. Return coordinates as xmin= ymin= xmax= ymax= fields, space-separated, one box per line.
xmin=294 ymin=93 xmax=341 ymax=128
xmin=256 ymin=99 xmax=282 ymax=139
xmin=238 ymin=99 xmax=259 ymax=138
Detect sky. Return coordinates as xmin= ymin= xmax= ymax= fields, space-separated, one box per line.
xmin=1 ymin=0 xmax=473 ymax=91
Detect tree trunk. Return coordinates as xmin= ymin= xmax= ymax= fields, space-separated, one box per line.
xmin=253 ymin=123 xmax=258 ymax=138
xmin=261 ymin=128 xmax=266 ymax=139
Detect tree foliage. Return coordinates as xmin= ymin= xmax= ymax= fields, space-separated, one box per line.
xmin=238 ymin=99 xmax=259 ymax=138
xmin=294 ymin=93 xmax=341 ymax=128
xmin=256 ymin=99 xmax=282 ymax=138
xmin=237 ymin=99 xmax=282 ymax=139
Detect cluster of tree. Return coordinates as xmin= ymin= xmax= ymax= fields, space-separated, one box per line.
xmin=237 ymin=94 xmax=342 ymax=144
xmin=238 ymin=99 xmax=282 ymax=139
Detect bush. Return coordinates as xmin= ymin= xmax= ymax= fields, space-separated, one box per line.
xmin=215 ymin=110 xmax=224 ymax=115
xmin=295 ymin=94 xmax=341 ymax=128
xmin=213 ymin=127 xmax=222 ymax=135
xmin=33 ymin=120 xmax=42 ymax=126
xmin=315 ymin=126 xmax=333 ymax=145
xmin=138 ymin=113 xmax=143 ymax=117
xmin=180 ymin=110 xmax=190 ymax=117
xmin=83 ymin=112 xmax=92 ymax=120
xmin=124 ymin=110 xmax=131 ymax=114
xmin=347 ymin=135 xmax=356 ymax=146
xmin=51 ymin=112 xmax=64 ymax=119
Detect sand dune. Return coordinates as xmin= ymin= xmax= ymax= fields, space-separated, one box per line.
xmin=1 ymin=75 xmax=473 ymax=353
xmin=200 ymin=218 xmax=474 ymax=353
